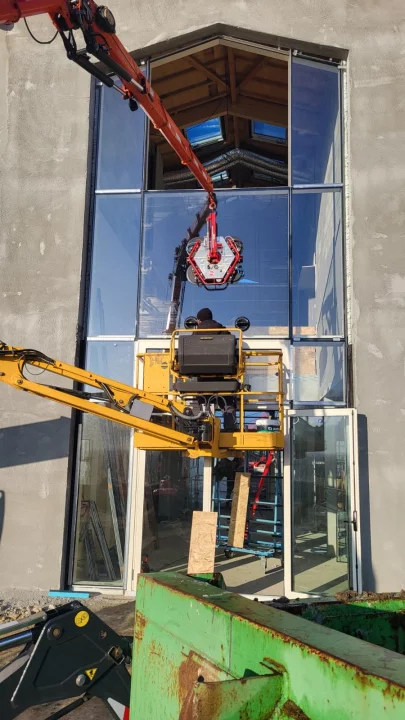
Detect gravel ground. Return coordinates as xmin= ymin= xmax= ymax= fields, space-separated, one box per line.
xmin=0 ymin=589 xmax=130 ymax=622
xmin=0 ymin=595 xmax=136 ymax=720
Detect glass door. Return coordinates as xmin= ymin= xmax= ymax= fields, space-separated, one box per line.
xmin=284 ymin=409 xmax=360 ymax=598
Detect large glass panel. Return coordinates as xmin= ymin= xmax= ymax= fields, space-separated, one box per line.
xmin=141 ymin=451 xmax=203 ymax=571
xmin=88 ymin=195 xmax=141 ymax=336
xmin=292 ymin=190 xmax=344 ymax=337
xmin=292 ymin=59 xmax=342 ymax=185
xmin=96 ymin=82 xmax=146 ymax=190
xmin=72 ymin=341 xmax=133 ymax=585
xmin=292 ymin=343 xmax=345 ymax=404
xmin=139 ymin=190 xmax=289 ymax=336
xmin=85 ymin=340 xmax=134 ymax=385
xmin=292 ymin=415 xmax=352 ymax=595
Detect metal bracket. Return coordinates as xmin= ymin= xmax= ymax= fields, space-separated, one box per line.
xmin=0 ymin=602 xmax=131 ymax=720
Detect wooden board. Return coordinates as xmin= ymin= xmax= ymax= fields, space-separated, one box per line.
xmin=187 ymin=511 xmax=218 ymax=575
xmin=227 ymin=473 xmax=251 ymax=548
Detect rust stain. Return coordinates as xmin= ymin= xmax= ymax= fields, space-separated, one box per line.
xmin=281 ymin=700 xmax=310 ymax=719
xmin=381 ymin=683 xmax=405 ymax=702
xmin=178 ymin=652 xmax=204 ymax=719
xmin=178 ymin=651 xmax=226 ymax=719
xmin=134 ymin=612 xmax=147 ymax=642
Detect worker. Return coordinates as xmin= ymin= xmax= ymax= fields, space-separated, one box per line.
xmin=196 ymin=307 xmax=228 ymax=331
xmin=214 ymin=457 xmax=244 ymax=500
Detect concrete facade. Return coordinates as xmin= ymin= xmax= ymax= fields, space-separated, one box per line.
xmin=1 ymin=0 xmax=405 ymax=592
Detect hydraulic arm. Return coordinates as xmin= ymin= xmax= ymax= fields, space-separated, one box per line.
xmin=0 ymin=0 xmax=243 ymax=287
xmin=0 ymin=342 xmax=220 ymax=456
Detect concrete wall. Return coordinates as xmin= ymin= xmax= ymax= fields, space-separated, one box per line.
xmin=1 ymin=0 xmax=405 ymax=591
xmin=0 ymin=19 xmax=90 ymax=591
xmin=117 ymin=0 xmax=405 ymax=592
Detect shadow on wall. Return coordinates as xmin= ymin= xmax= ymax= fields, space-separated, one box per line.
xmin=357 ymin=414 xmax=375 ymax=591
xmin=0 ymin=417 xmax=71 ymax=468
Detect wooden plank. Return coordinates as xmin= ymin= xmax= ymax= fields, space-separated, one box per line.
xmin=227 ymin=473 xmax=251 ymax=548
xmin=187 ymin=511 xmax=218 ymax=575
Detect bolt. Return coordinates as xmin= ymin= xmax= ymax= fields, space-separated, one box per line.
xmin=76 ymin=674 xmax=87 ymax=687
xmin=119 ymin=399 xmax=124 ymax=404
xmin=112 ymin=646 xmax=123 ymax=661
xmin=52 ymin=626 xmax=62 ymax=639
xmin=100 ymin=630 xmax=107 ymax=640
xmin=16 ymin=379 xmax=23 ymax=385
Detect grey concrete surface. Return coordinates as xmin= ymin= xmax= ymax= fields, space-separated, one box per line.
xmin=0 ymin=18 xmax=90 ymax=591
xmin=1 ymin=1 xmax=405 ymax=592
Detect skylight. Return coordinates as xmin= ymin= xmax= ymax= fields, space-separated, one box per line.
xmin=185 ymin=118 xmax=223 ymax=148
xmin=252 ymin=121 xmax=287 ymax=144
xmin=211 ymin=170 xmax=229 ymax=184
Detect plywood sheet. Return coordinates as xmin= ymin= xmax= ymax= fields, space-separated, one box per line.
xmin=227 ymin=473 xmax=251 ymax=548
xmin=187 ymin=511 xmax=218 ymax=575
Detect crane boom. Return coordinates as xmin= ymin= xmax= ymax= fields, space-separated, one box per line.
xmin=0 ymin=0 xmax=213 ymax=193
xmin=0 ymin=0 xmax=244 ymax=286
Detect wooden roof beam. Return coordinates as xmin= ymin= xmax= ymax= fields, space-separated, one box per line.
xmin=227 ymin=47 xmax=239 ymax=148
xmin=186 ymin=55 xmax=229 ymax=92
xmin=237 ymin=57 xmax=268 ymax=92
xmin=172 ymin=96 xmax=288 ymax=129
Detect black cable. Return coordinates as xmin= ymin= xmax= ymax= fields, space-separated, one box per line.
xmin=24 ymin=17 xmax=58 ymax=45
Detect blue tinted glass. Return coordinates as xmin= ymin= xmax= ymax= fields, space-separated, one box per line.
xmin=139 ymin=191 xmax=289 ymax=337
xmin=253 ymin=121 xmax=287 ymax=141
xmin=185 ymin=118 xmax=223 ymax=147
xmin=88 ymin=195 xmax=141 ymax=336
xmin=292 ymin=343 xmax=345 ymax=403
xmin=85 ymin=341 xmax=134 ymax=385
xmin=96 ymin=81 xmax=146 ymax=190
xmin=292 ymin=59 xmax=342 ymax=185
xmin=292 ymin=190 xmax=343 ymax=337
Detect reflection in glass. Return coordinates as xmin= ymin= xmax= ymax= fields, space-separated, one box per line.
xmin=72 ymin=341 xmax=133 ymax=585
xmin=96 ymin=82 xmax=146 ymax=190
xmin=292 ymin=415 xmax=351 ymax=595
xmin=85 ymin=340 xmax=134 ymax=385
xmin=72 ymin=415 xmax=131 ymax=585
xmin=88 ymin=195 xmax=141 ymax=336
xmin=141 ymin=451 xmax=203 ymax=571
xmin=292 ymin=59 xmax=342 ymax=185
xmin=292 ymin=343 xmax=345 ymax=404
xmin=139 ymin=191 xmax=289 ymax=336
xmin=292 ymin=190 xmax=343 ymax=337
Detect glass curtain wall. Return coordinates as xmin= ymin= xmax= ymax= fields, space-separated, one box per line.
xmin=291 ymin=57 xmax=345 ymax=402
xmin=290 ymin=57 xmax=348 ymax=594
xmin=139 ymin=190 xmax=289 ymax=337
xmin=71 ymin=52 xmax=347 ymax=589
xmin=71 ymin=79 xmax=146 ymax=585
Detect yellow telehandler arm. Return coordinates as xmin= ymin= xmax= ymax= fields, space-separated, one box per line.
xmin=0 ymin=342 xmax=221 ymax=457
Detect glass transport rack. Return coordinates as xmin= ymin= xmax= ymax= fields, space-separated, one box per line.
xmin=212 ymin=443 xmax=283 ymax=568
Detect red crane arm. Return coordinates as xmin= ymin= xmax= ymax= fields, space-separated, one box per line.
xmin=0 ymin=0 xmax=214 ymax=197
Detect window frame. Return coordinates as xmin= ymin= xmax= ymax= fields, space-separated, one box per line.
xmin=251 ymin=120 xmax=288 ymax=146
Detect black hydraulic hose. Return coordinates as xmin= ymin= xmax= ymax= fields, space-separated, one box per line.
xmin=0 ymin=629 xmax=33 ymax=651
xmin=169 ymin=404 xmax=206 ymax=421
